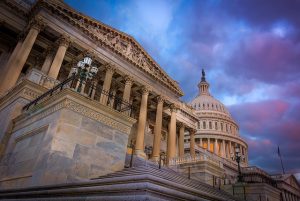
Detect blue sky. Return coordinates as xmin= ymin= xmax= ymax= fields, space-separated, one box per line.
xmin=64 ymin=0 xmax=300 ymax=176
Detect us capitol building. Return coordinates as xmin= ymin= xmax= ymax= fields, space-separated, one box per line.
xmin=0 ymin=0 xmax=299 ymax=200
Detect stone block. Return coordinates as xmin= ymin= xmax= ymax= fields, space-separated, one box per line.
xmin=59 ymin=109 xmax=82 ymax=126
xmin=13 ymin=137 xmax=31 ymax=153
xmin=89 ymin=164 xmax=106 ymax=178
xmin=45 ymin=151 xmax=73 ymax=172
xmin=39 ymin=169 xmax=67 ymax=185
xmin=14 ymin=145 xmax=37 ymax=163
xmin=34 ymin=152 xmax=49 ymax=171
xmin=81 ymin=117 xmax=113 ymax=140
xmin=55 ymin=124 xmax=97 ymax=146
xmin=114 ymin=130 xmax=127 ymax=146
xmin=69 ymin=162 xmax=89 ymax=179
xmin=96 ymin=140 xmax=124 ymax=154
xmin=51 ymin=137 xmax=75 ymax=158
xmin=28 ymin=132 xmax=45 ymax=146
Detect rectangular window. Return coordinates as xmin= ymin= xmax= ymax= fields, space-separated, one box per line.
xmin=203 ymin=121 xmax=206 ymax=129
xmin=215 ymin=122 xmax=218 ymax=130
xmin=209 ymin=122 xmax=212 ymax=129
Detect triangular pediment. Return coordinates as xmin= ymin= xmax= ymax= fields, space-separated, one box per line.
xmin=37 ymin=0 xmax=184 ymax=96
xmin=285 ymin=175 xmax=300 ymax=190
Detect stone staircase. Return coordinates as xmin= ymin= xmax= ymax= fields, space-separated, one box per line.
xmin=90 ymin=157 xmax=241 ymax=201
xmin=0 ymin=156 xmax=243 ymax=201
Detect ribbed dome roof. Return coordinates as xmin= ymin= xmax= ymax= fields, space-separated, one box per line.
xmin=190 ymin=94 xmax=231 ymax=116
xmin=190 ymin=69 xmax=231 ymax=117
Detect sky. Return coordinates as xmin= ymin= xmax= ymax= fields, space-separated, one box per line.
xmin=64 ymin=0 xmax=300 ymax=177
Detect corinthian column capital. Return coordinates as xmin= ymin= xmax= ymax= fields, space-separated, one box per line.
xmin=104 ymin=63 xmax=116 ymax=74
xmin=156 ymin=95 xmax=165 ymax=104
xmin=141 ymin=85 xmax=150 ymax=95
xmin=169 ymin=104 xmax=179 ymax=113
xmin=57 ymin=35 xmax=71 ymax=48
xmin=29 ymin=16 xmax=46 ymax=32
xmin=124 ymin=75 xmax=134 ymax=85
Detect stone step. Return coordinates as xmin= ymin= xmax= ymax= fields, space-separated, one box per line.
xmin=92 ymin=165 xmax=230 ymax=198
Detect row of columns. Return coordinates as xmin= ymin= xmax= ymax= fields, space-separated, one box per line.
xmin=282 ymin=190 xmax=299 ymax=201
xmin=0 ymin=17 xmax=72 ymax=94
xmin=198 ymin=138 xmax=248 ymax=162
xmin=0 ymin=16 xmax=197 ymax=164
xmin=134 ymin=89 xmax=196 ymax=162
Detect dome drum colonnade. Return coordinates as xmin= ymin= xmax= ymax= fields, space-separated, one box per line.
xmin=189 ymin=70 xmax=249 ymax=165
xmin=0 ymin=2 xmax=197 ymax=163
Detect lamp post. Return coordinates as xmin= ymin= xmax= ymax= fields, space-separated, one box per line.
xmin=231 ymin=145 xmax=244 ymax=182
xmin=129 ymin=140 xmax=135 ymax=168
xmin=71 ymin=55 xmax=98 ymax=93
xmin=159 ymin=151 xmax=166 ymax=169
xmin=144 ymin=145 xmax=153 ymax=159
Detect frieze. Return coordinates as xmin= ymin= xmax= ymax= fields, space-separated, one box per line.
xmin=36 ymin=0 xmax=183 ymax=96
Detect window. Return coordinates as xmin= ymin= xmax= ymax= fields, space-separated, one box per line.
xmin=221 ymin=123 xmax=223 ymax=131
xmin=209 ymin=121 xmax=212 ymax=129
xmin=215 ymin=122 xmax=218 ymax=130
xmin=226 ymin=124 xmax=228 ymax=132
xmin=203 ymin=121 xmax=206 ymax=129
xmin=198 ymin=121 xmax=200 ymax=129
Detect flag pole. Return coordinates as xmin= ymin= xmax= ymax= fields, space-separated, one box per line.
xmin=278 ymin=146 xmax=285 ymax=174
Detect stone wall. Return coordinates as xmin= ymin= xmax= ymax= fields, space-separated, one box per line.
xmin=0 ymin=89 xmax=136 ymax=189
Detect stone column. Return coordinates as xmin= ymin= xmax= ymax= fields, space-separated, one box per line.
xmin=108 ymin=84 xmax=118 ymax=108
xmin=122 ymin=75 xmax=133 ymax=103
xmin=226 ymin=142 xmax=229 ymax=158
xmin=167 ymin=104 xmax=177 ymax=162
xmin=135 ymin=86 xmax=149 ymax=157
xmin=207 ymin=138 xmax=210 ymax=151
xmin=0 ymin=18 xmax=44 ymax=94
xmin=178 ymin=123 xmax=185 ymax=157
xmin=190 ymin=129 xmax=196 ymax=158
xmin=100 ymin=64 xmax=115 ymax=105
xmin=47 ymin=36 xmax=70 ymax=79
xmin=122 ymin=75 xmax=133 ymax=114
xmin=222 ymin=140 xmax=226 ymax=158
xmin=90 ymin=79 xmax=98 ymax=100
xmin=0 ymin=37 xmax=23 ymax=82
xmin=214 ymin=139 xmax=218 ymax=155
xmin=151 ymin=96 xmax=164 ymax=160
xmin=41 ymin=46 xmax=55 ymax=74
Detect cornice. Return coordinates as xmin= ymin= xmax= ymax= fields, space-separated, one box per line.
xmin=35 ymin=0 xmax=184 ymax=97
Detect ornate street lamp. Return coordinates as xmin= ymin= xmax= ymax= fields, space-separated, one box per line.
xmin=71 ymin=55 xmax=98 ymax=93
xmin=231 ymin=145 xmax=245 ymax=182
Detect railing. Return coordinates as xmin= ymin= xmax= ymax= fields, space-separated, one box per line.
xmin=23 ymin=75 xmax=134 ymax=116
xmin=241 ymin=166 xmax=277 ymax=187
xmin=169 ymin=153 xmax=222 ymax=167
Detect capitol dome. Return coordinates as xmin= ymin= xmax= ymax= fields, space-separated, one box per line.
xmin=188 ymin=69 xmax=248 ymax=165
